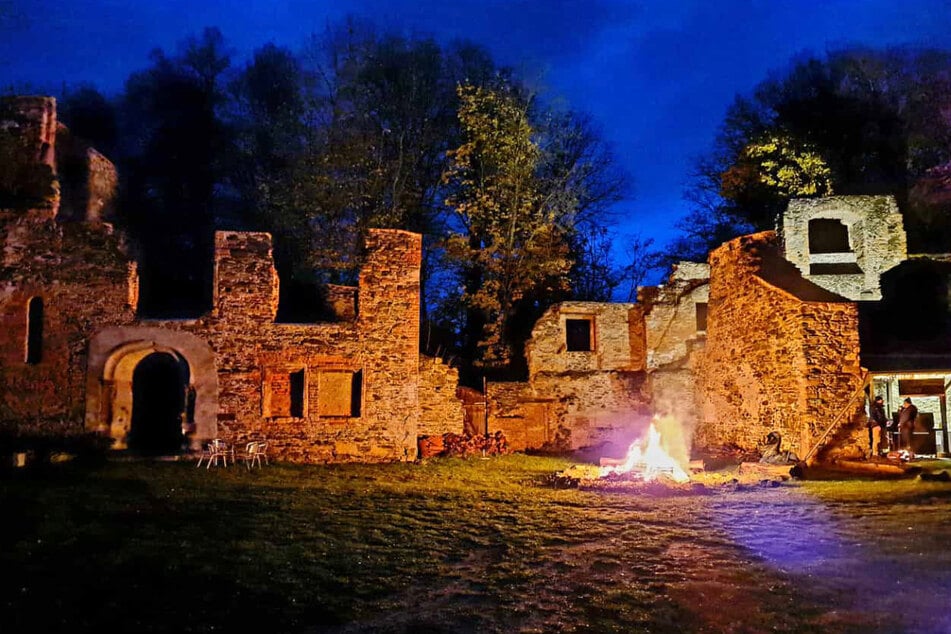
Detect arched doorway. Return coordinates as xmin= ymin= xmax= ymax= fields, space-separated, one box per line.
xmin=87 ymin=328 xmax=218 ymax=451
xmin=128 ymin=351 xmax=189 ymax=454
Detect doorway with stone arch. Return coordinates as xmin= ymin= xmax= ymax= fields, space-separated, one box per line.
xmin=86 ymin=328 xmax=218 ymax=452
xmin=128 ymin=350 xmax=190 ymax=454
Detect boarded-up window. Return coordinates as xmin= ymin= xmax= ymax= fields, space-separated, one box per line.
xmin=264 ymin=368 xmax=306 ymax=418
xmin=565 ymin=318 xmax=593 ymax=352
xmin=695 ymin=302 xmax=708 ymax=332
xmin=319 ymin=370 xmax=362 ymax=417
xmin=25 ymin=296 xmax=43 ymax=364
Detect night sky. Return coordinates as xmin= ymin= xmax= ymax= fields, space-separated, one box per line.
xmin=3 ymin=0 xmax=951 ymax=252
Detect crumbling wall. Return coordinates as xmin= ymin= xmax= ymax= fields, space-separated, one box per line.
xmin=489 ymin=302 xmax=651 ymax=452
xmin=486 ymin=381 xmax=552 ymax=451
xmin=198 ymin=229 xmax=421 ymax=462
xmin=0 ymin=98 xmax=133 ymax=439
xmin=783 ymin=196 xmax=906 ymax=300
xmin=696 ymin=232 xmax=864 ymax=459
xmin=1 ymin=98 xmax=434 ymax=463
xmin=0 ymin=97 xmax=59 ymax=212
xmin=639 ymin=262 xmax=709 ymax=439
xmin=0 ymin=216 xmax=136 ymax=437
xmin=418 ymin=356 xmax=464 ymax=437
xmin=526 ymin=302 xmax=646 ymax=374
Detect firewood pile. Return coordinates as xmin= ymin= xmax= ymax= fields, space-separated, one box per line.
xmin=418 ymin=431 xmax=508 ymax=459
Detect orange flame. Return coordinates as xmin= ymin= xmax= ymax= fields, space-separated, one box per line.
xmin=600 ymin=422 xmax=690 ymax=483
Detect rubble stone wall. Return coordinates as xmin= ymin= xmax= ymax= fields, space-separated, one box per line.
xmin=526 ymin=302 xmax=646 ymax=375
xmin=489 ymin=301 xmax=651 ymax=452
xmin=418 ymin=356 xmax=464 ymax=437
xmin=696 ymin=232 xmax=863 ymax=458
xmin=783 ymin=196 xmax=906 ymax=300
xmin=0 ymin=215 xmax=136 ymax=436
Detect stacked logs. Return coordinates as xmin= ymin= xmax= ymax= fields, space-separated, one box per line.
xmin=418 ymin=431 xmax=508 ymax=459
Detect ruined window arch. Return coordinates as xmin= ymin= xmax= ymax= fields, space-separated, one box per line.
xmin=25 ymin=296 xmax=43 ymax=364
xmin=808 ymin=218 xmax=851 ymax=254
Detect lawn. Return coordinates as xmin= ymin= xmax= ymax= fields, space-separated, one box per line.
xmin=2 ymin=455 xmax=951 ymax=633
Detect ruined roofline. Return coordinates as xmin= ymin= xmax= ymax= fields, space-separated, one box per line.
xmin=714 ymin=230 xmax=850 ymax=303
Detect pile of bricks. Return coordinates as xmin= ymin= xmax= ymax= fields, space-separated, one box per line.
xmin=417 ymin=431 xmax=508 ymax=459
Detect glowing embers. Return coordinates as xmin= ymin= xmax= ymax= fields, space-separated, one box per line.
xmin=600 ymin=422 xmax=690 ymax=483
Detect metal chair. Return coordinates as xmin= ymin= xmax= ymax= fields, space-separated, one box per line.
xmin=244 ymin=441 xmax=269 ymax=469
xmin=197 ymin=439 xmax=233 ymax=469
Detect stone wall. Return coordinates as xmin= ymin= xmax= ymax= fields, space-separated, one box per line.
xmin=695 ymin=231 xmax=864 ymax=459
xmin=489 ymin=302 xmax=651 ymax=452
xmin=418 ymin=356 xmax=464 ymax=437
xmin=0 ymin=96 xmax=448 ymax=463
xmin=639 ymin=262 xmax=709 ymax=441
xmin=0 ymin=96 xmax=58 ymax=211
xmin=526 ymin=302 xmax=646 ymax=375
xmin=782 ymin=196 xmax=906 ymax=300
xmin=0 ymin=215 xmax=136 ymax=436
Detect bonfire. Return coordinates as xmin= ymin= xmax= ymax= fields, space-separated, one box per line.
xmin=600 ymin=422 xmax=690 ymax=483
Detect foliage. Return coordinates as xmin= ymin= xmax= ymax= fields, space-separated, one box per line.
xmin=117 ymin=27 xmax=232 ymax=316
xmin=442 ymin=82 xmax=573 ymax=369
xmin=680 ymin=47 xmax=951 ymax=258
xmin=718 ymin=133 xmax=833 ymax=227
xmin=17 ymin=20 xmax=630 ymax=370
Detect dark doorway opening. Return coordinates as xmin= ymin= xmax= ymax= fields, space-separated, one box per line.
xmin=129 ymin=352 xmax=188 ymax=454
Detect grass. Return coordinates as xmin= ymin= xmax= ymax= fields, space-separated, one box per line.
xmin=3 ymin=455 xmax=951 ymax=633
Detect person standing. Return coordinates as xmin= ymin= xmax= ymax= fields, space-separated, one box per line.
xmin=869 ymin=395 xmax=888 ymax=456
xmin=897 ymin=397 xmax=918 ymax=453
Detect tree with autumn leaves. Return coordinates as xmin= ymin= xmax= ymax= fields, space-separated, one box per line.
xmin=441 ymin=83 xmax=574 ymax=373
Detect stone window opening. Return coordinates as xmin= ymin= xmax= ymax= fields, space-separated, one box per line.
xmin=565 ymin=318 xmax=594 ymax=352
xmin=318 ymin=369 xmax=363 ymax=418
xmin=289 ymin=369 xmax=305 ymax=418
xmin=263 ymin=366 xmax=308 ymax=419
xmin=25 ymin=296 xmax=43 ymax=364
xmin=807 ymin=218 xmax=862 ymax=275
xmin=695 ymin=302 xmax=708 ymax=333
xmin=808 ymin=218 xmax=852 ymax=254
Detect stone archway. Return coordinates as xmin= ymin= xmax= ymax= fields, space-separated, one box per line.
xmin=86 ymin=327 xmax=218 ymax=450
xmin=128 ymin=351 xmax=189 ymax=454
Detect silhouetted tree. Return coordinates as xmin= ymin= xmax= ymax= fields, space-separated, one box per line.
xmin=679 ymin=47 xmax=951 ymax=258
xmin=118 ymin=27 xmax=232 ymax=316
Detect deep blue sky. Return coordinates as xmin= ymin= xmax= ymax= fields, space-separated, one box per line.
xmin=3 ymin=0 xmax=951 ymax=255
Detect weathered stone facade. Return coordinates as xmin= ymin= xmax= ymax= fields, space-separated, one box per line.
xmin=0 ymin=96 xmax=464 ymax=462
xmin=695 ymin=232 xmax=865 ymax=459
xmin=418 ymin=355 xmax=464 ymax=437
xmin=492 ymin=206 xmax=912 ymax=463
xmin=489 ymin=302 xmax=651 ymax=452
xmin=782 ymin=196 xmax=907 ymax=300
xmin=640 ymin=262 xmax=709 ymax=438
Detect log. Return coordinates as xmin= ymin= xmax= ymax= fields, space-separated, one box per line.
xmin=738 ymin=462 xmax=794 ymax=478
xmin=828 ymin=460 xmax=915 ymax=476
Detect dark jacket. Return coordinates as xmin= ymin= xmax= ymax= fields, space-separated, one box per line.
xmin=869 ymin=401 xmax=888 ymax=428
xmin=898 ymin=403 xmax=918 ymax=429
